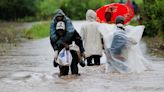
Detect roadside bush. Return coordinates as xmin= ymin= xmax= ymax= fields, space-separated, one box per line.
xmin=36 ymin=0 xmax=60 ymax=20
xmin=141 ymin=0 xmax=164 ymax=37
xmin=0 ymin=27 xmax=20 ymax=43
xmin=60 ymin=0 xmax=109 ymax=20
xmin=23 ymin=22 xmax=50 ymax=39
xmin=0 ymin=0 xmax=37 ymax=21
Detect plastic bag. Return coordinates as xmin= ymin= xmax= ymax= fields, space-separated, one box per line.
xmin=56 ymin=48 xmax=72 ymax=66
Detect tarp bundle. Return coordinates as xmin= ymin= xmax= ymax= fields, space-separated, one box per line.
xmin=99 ymin=24 xmax=151 ymax=73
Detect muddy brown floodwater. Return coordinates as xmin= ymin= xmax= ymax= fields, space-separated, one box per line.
xmin=0 ymin=21 xmax=164 ymax=92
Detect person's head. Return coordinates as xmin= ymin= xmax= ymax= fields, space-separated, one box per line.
xmin=115 ymin=16 xmax=125 ymax=24
xmin=115 ymin=16 xmax=125 ymax=31
xmin=105 ymin=7 xmax=113 ymax=22
xmin=105 ymin=12 xmax=112 ymax=22
xmin=54 ymin=9 xmax=65 ymax=21
xmin=56 ymin=21 xmax=66 ymax=36
xmin=86 ymin=9 xmax=96 ymax=22
xmin=56 ymin=16 xmax=64 ymax=21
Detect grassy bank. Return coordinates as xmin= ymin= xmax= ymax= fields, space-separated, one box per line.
xmin=0 ymin=28 xmax=20 ymax=43
xmin=23 ymin=22 xmax=50 ymax=39
xmin=143 ymin=37 xmax=164 ymax=57
xmin=0 ymin=21 xmax=50 ymax=55
xmin=0 ymin=21 xmax=163 ymax=57
xmin=0 ymin=24 xmax=21 ymax=55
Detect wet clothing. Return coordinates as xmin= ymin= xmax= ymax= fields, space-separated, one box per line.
xmin=100 ymin=23 xmax=150 ymax=73
xmin=51 ymin=30 xmax=84 ymax=53
xmin=50 ymin=9 xmax=84 ymax=53
xmin=110 ymin=30 xmax=128 ymax=55
xmin=80 ymin=9 xmax=103 ymax=60
xmin=59 ymin=50 xmax=79 ymax=76
xmin=50 ymin=9 xmax=75 ymax=51
xmin=105 ymin=27 xmax=130 ymax=73
xmin=53 ymin=30 xmax=84 ymax=76
xmin=87 ymin=55 xmax=101 ymax=65
xmin=50 ymin=9 xmax=85 ymax=76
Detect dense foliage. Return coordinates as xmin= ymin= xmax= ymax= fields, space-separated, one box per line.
xmin=0 ymin=0 xmax=111 ymax=20
xmin=0 ymin=0 xmax=163 ymax=37
xmin=60 ymin=0 xmax=109 ymax=20
xmin=0 ymin=0 xmax=37 ymax=20
xmin=141 ymin=0 xmax=164 ymax=37
xmin=36 ymin=0 xmax=60 ymax=19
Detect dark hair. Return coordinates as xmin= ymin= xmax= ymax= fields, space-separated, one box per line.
xmin=105 ymin=12 xmax=112 ymax=22
xmin=116 ymin=20 xmax=124 ymax=24
xmin=115 ymin=16 xmax=124 ymax=24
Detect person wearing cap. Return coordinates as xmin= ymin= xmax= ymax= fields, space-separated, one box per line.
xmin=105 ymin=16 xmax=140 ymax=73
xmin=110 ymin=16 xmax=129 ymax=61
xmin=50 ymin=9 xmax=75 ymax=52
xmin=50 ymin=9 xmax=85 ymax=77
xmin=80 ymin=9 xmax=103 ymax=66
xmin=99 ymin=15 xmax=151 ymax=73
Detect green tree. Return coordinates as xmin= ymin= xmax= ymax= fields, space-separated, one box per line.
xmin=141 ymin=0 xmax=164 ymax=37
xmin=0 ymin=0 xmax=38 ymax=20
xmin=60 ymin=0 xmax=109 ymax=20
xmin=36 ymin=0 xmax=60 ymax=19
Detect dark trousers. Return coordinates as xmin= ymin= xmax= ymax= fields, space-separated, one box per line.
xmin=87 ymin=55 xmax=101 ymax=65
xmin=59 ymin=50 xmax=79 ymax=76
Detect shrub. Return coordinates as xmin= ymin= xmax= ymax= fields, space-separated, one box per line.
xmin=36 ymin=0 xmax=60 ymax=20
xmin=0 ymin=0 xmax=37 ymax=20
xmin=23 ymin=22 xmax=50 ymax=39
xmin=60 ymin=0 xmax=109 ymax=20
xmin=0 ymin=27 xmax=20 ymax=43
xmin=141 ymin=0 xmax=164 ymax=37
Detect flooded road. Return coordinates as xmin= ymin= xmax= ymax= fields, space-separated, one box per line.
xmin=0 ymin=21 xmax=164 ymax=92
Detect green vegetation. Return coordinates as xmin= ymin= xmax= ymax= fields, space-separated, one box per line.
xmin=141 ymin=0 xmax=164 ymax=37
xmin=0 ymin=26 xmax=20 ymax=43
xmin=143 ymin=36 xmax=164 ymax=57
xmin=0 ymin=0 xmax=163 ymax=56
xmin=135 ymin=0 xmax=143 ymax=4
xmin=0 ymin=0 xmax=60 ymax=21
xmin=0 ymin=25 xmax=21 ymax=54
xmin=1 ymin=0 xmax=137 ymax=21
xmin=138 ymin=0 xmax=164 ymax=57
xmin=0 ymin=0 xmax=163 ymax=38
xmin=23 ymin=22 xmax=50 ymax=39
xmin=60 ymin=0 xmax=109 ymax=20
xmin=36 ymin=0 xmax=61 ymax=20
xmin=0 ymin=0 xmax=37 ymax=21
